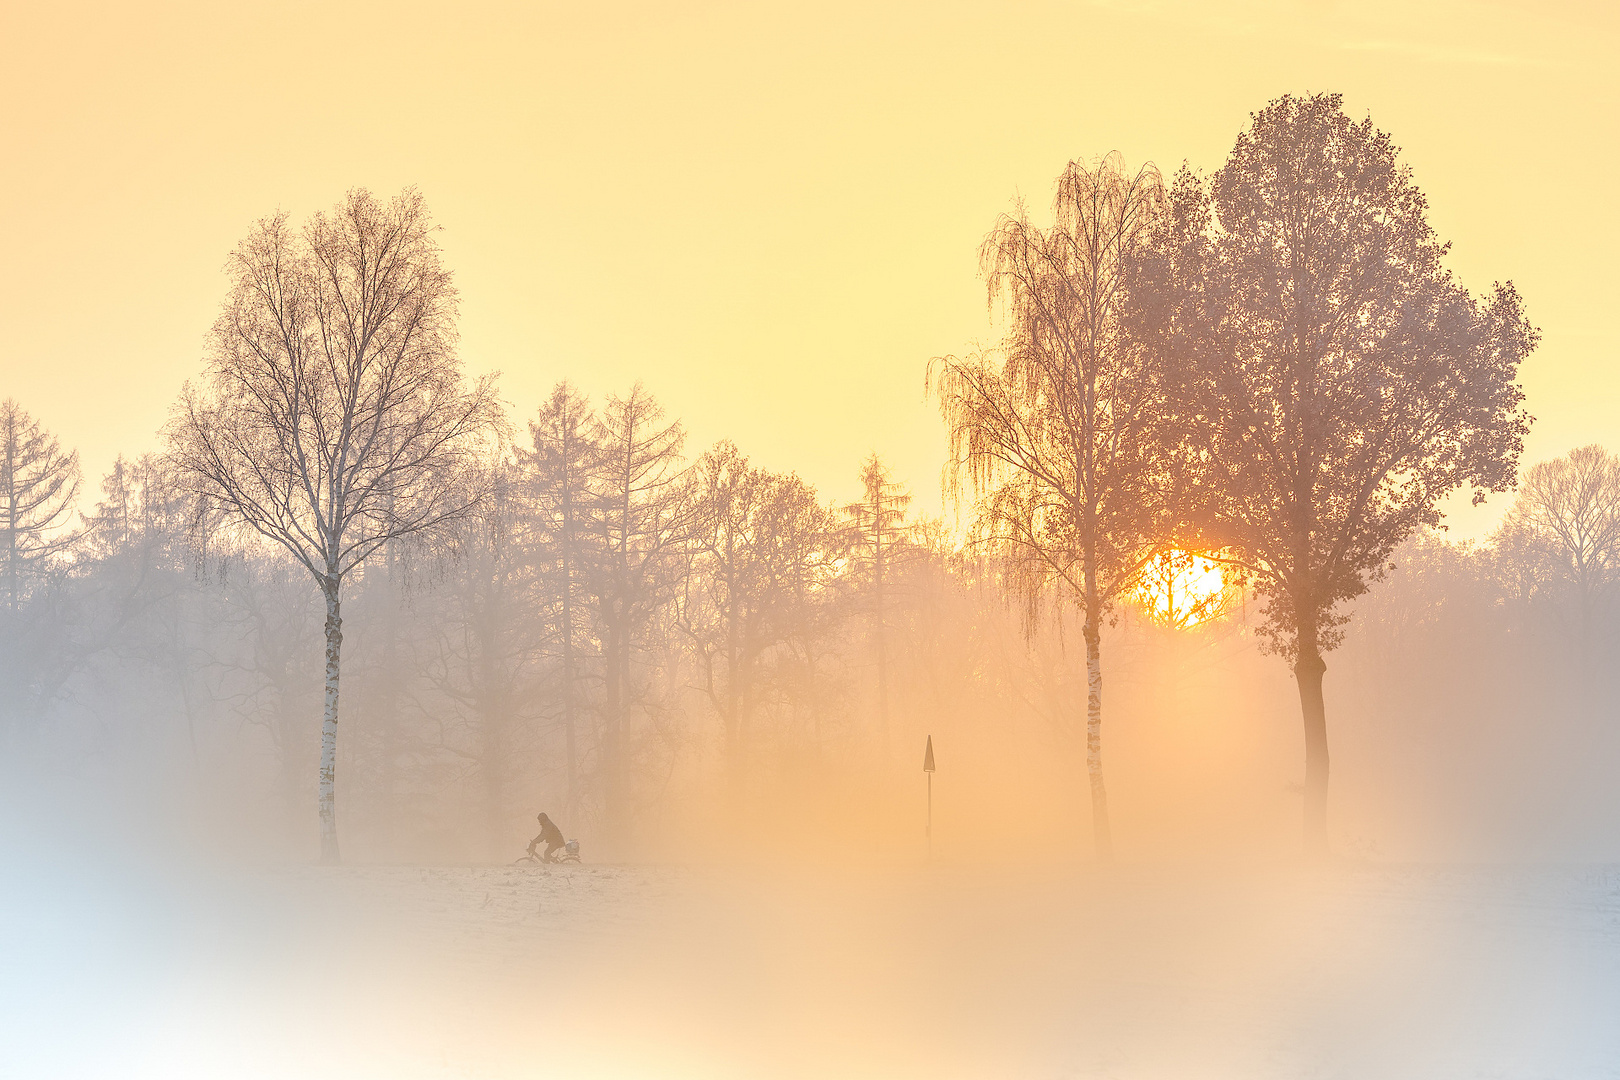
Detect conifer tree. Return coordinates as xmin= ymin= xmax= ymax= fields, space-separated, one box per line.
xmin=0 ymin=399 xmax=80 ymax=610
xmin=846 ymin=453 xmax=910 ymax=754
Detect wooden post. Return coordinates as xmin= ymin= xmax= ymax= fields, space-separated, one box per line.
xmin=922 ymin=735 xmax=935 ymax=858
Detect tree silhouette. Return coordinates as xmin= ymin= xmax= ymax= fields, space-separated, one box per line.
xmin=526 ymin=381 xmax=602 ymax=820
xmin=1132 ymin=549 xmax=1231 ymax=632
xmin=1133 ymin=94 xmax=1537 ymax=853
xmin=169 ymin=189 xmax=502 ymax=863
xmin=1495 ymin=445 xmax=1620 ymax=681
xmin=421 ymin=459 xmax=543 ymax=856
xmin=590 ymin=384 xmax=687 ymax=844
xmin=683 ymin=441 xmax=842 ymax=800
xmin=1 ymin=399 xmax=80 ymax=611
xmin=846 ymin=453 xmax=910 ymax=755
xmin=932 ymin=153 xmax=1168 ymax=859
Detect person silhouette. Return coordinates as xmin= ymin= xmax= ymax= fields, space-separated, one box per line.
xmin=527 ymin=812 xmax=566 ymax=862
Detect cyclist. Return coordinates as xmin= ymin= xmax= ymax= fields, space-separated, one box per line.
xmin=527 ymin=812 xmax=567 ymax=862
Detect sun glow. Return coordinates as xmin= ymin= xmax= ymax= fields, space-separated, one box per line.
xmin=1133 ymin=550 xmax=1232 ymax=630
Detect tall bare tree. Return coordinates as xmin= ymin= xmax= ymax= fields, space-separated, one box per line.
xmin=590 ymin=384 xmax=687 ymax=843
xmin=846 ymin=453 xmax=910 ymax=756
xmin=682 ymin=442 xmax=841 ymax=797
xmin=526 ymin=381 xmax=602 ymax=820
xmin=931 ymin=153 xmax=1168 ymax=859
xmin=170 ymin=188 xmax=502 ymax=863
xmin=1 ymin=399 xmax=80 ymax=611
xmin=1133 ymin=95 xmax=1537 ymax=853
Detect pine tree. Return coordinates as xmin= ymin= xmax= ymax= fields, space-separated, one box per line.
xmin=526 ymin=381 xmax=603 ymax=823
xmin=846 ymin=453 xmax=910 ymax=756
xmin=0 ymin=399 xmax=80 ymax=610
xmin=589 ymin=384 xmax=687 ymax=844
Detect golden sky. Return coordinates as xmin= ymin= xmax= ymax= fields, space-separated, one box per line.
xmin=1 ymin=0 xmax=1614 ymax=539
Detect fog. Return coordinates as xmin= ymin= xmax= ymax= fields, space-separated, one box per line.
xmin=6 ymin=81 xmax=1620 ymax=1075
xmin=7 ymin=521 xmax=1616 ymax=867
xmin=5 ymin=851 xmax=1618 ymax=1078
xmin=4 ymin=492 xmax=1620 ymax=1076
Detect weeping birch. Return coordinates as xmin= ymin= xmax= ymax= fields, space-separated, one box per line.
xmin=930 ymin=154 xmax=1168 ymax=859
xmin=169 ymin=188 xmax=502 ymax=863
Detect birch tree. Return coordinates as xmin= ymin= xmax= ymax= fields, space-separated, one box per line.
xmin=930 ymin=153 xmax=1168 ymax=859
xmin=1 ymin=399 xmax=80 ymax=610
xmin=1132 ymin=95 xmax=1536 ymax=853
xmin=169 ymin=188 xmax=502 ymax=863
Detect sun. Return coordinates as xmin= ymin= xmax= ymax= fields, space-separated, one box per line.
xmin=1133 ymin=550 xmax=1231 ymax=630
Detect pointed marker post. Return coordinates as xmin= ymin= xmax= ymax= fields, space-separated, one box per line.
xmin=922 ymin=735 xmax=936 ymax=858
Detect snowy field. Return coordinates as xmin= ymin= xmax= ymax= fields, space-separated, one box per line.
xmin=3 ymin=853 xmax=1619 ymax=1079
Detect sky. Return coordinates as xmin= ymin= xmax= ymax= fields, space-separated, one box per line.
xmin=1 ymin=0 xmax=1615 ymax=540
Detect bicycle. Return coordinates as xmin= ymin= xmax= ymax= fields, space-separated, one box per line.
xmin=514 ymin=838 xmax=581 ymax=865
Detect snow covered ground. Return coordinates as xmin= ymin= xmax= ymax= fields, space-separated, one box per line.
xmin=3 ymin=853 xmax=1618 ymax=1079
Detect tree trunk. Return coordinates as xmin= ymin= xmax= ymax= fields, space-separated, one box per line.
xmin=377 ymin=540 xmax=402 ymax=856
xmin=319 ymin=573 xmax=343 ymax=865
xmin=483 ymin=737 xmax=505 ymax=859
xmin=602 ymin=608 xmax=624 ymax=844
xmin=560 ymin=475 xmax=581 ymax=821
xmin=725 ymin=580 xmax=742 ymax=804
xmin=875 ymin=527 xmax=890 ymax=758
xmin=4 ymin=471 xmax=17 ymax=612
xmin=1293 ymin=638 xmax=1330 ymax=856
xmin=481 ymin=683 xmax=505 ymax=859
xmin=1082 ymin=619 xmax=1112 ymax=860
xmin=560 ymin=559 xmax=579 ymax=821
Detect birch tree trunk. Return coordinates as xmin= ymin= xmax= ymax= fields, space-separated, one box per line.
xmin=319 ymin=573 xmax=343 ymax=865
xmin=1082 ymin=618 xmax=1112 ymax=860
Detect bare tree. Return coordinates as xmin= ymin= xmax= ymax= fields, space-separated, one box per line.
xmin=846 ymin=453 xmax=911 ymax=756
xmin=590 ymin=384 xmax=687 ymax=843
xmin=1495 ymin=446 xmax=1620 ymax=674
xmin=1 ymin=399 xmax=80 ymax=610
xmin=169 ymin=188 xmax=502 ymax=863
xmin=931 ymin=153 xmax=1168 ymax=859
xmin=682 ymin=442 xmax=841 ymax=798
xmin=525 ymin=381 xmax=602 ymax=820
xmin=421 ymin=459 xmax=543 ymax=856
xmin=1133 ymin=95 xmax=1537 ymax=853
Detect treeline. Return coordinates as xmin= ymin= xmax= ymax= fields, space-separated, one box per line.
xmin=10 ymin=90 xmax=1615 ymax=863
xmin=4 ymin=387 xmax=1618 ymax=860
xmin=0 ymin=390 xmax=936 ymax=859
